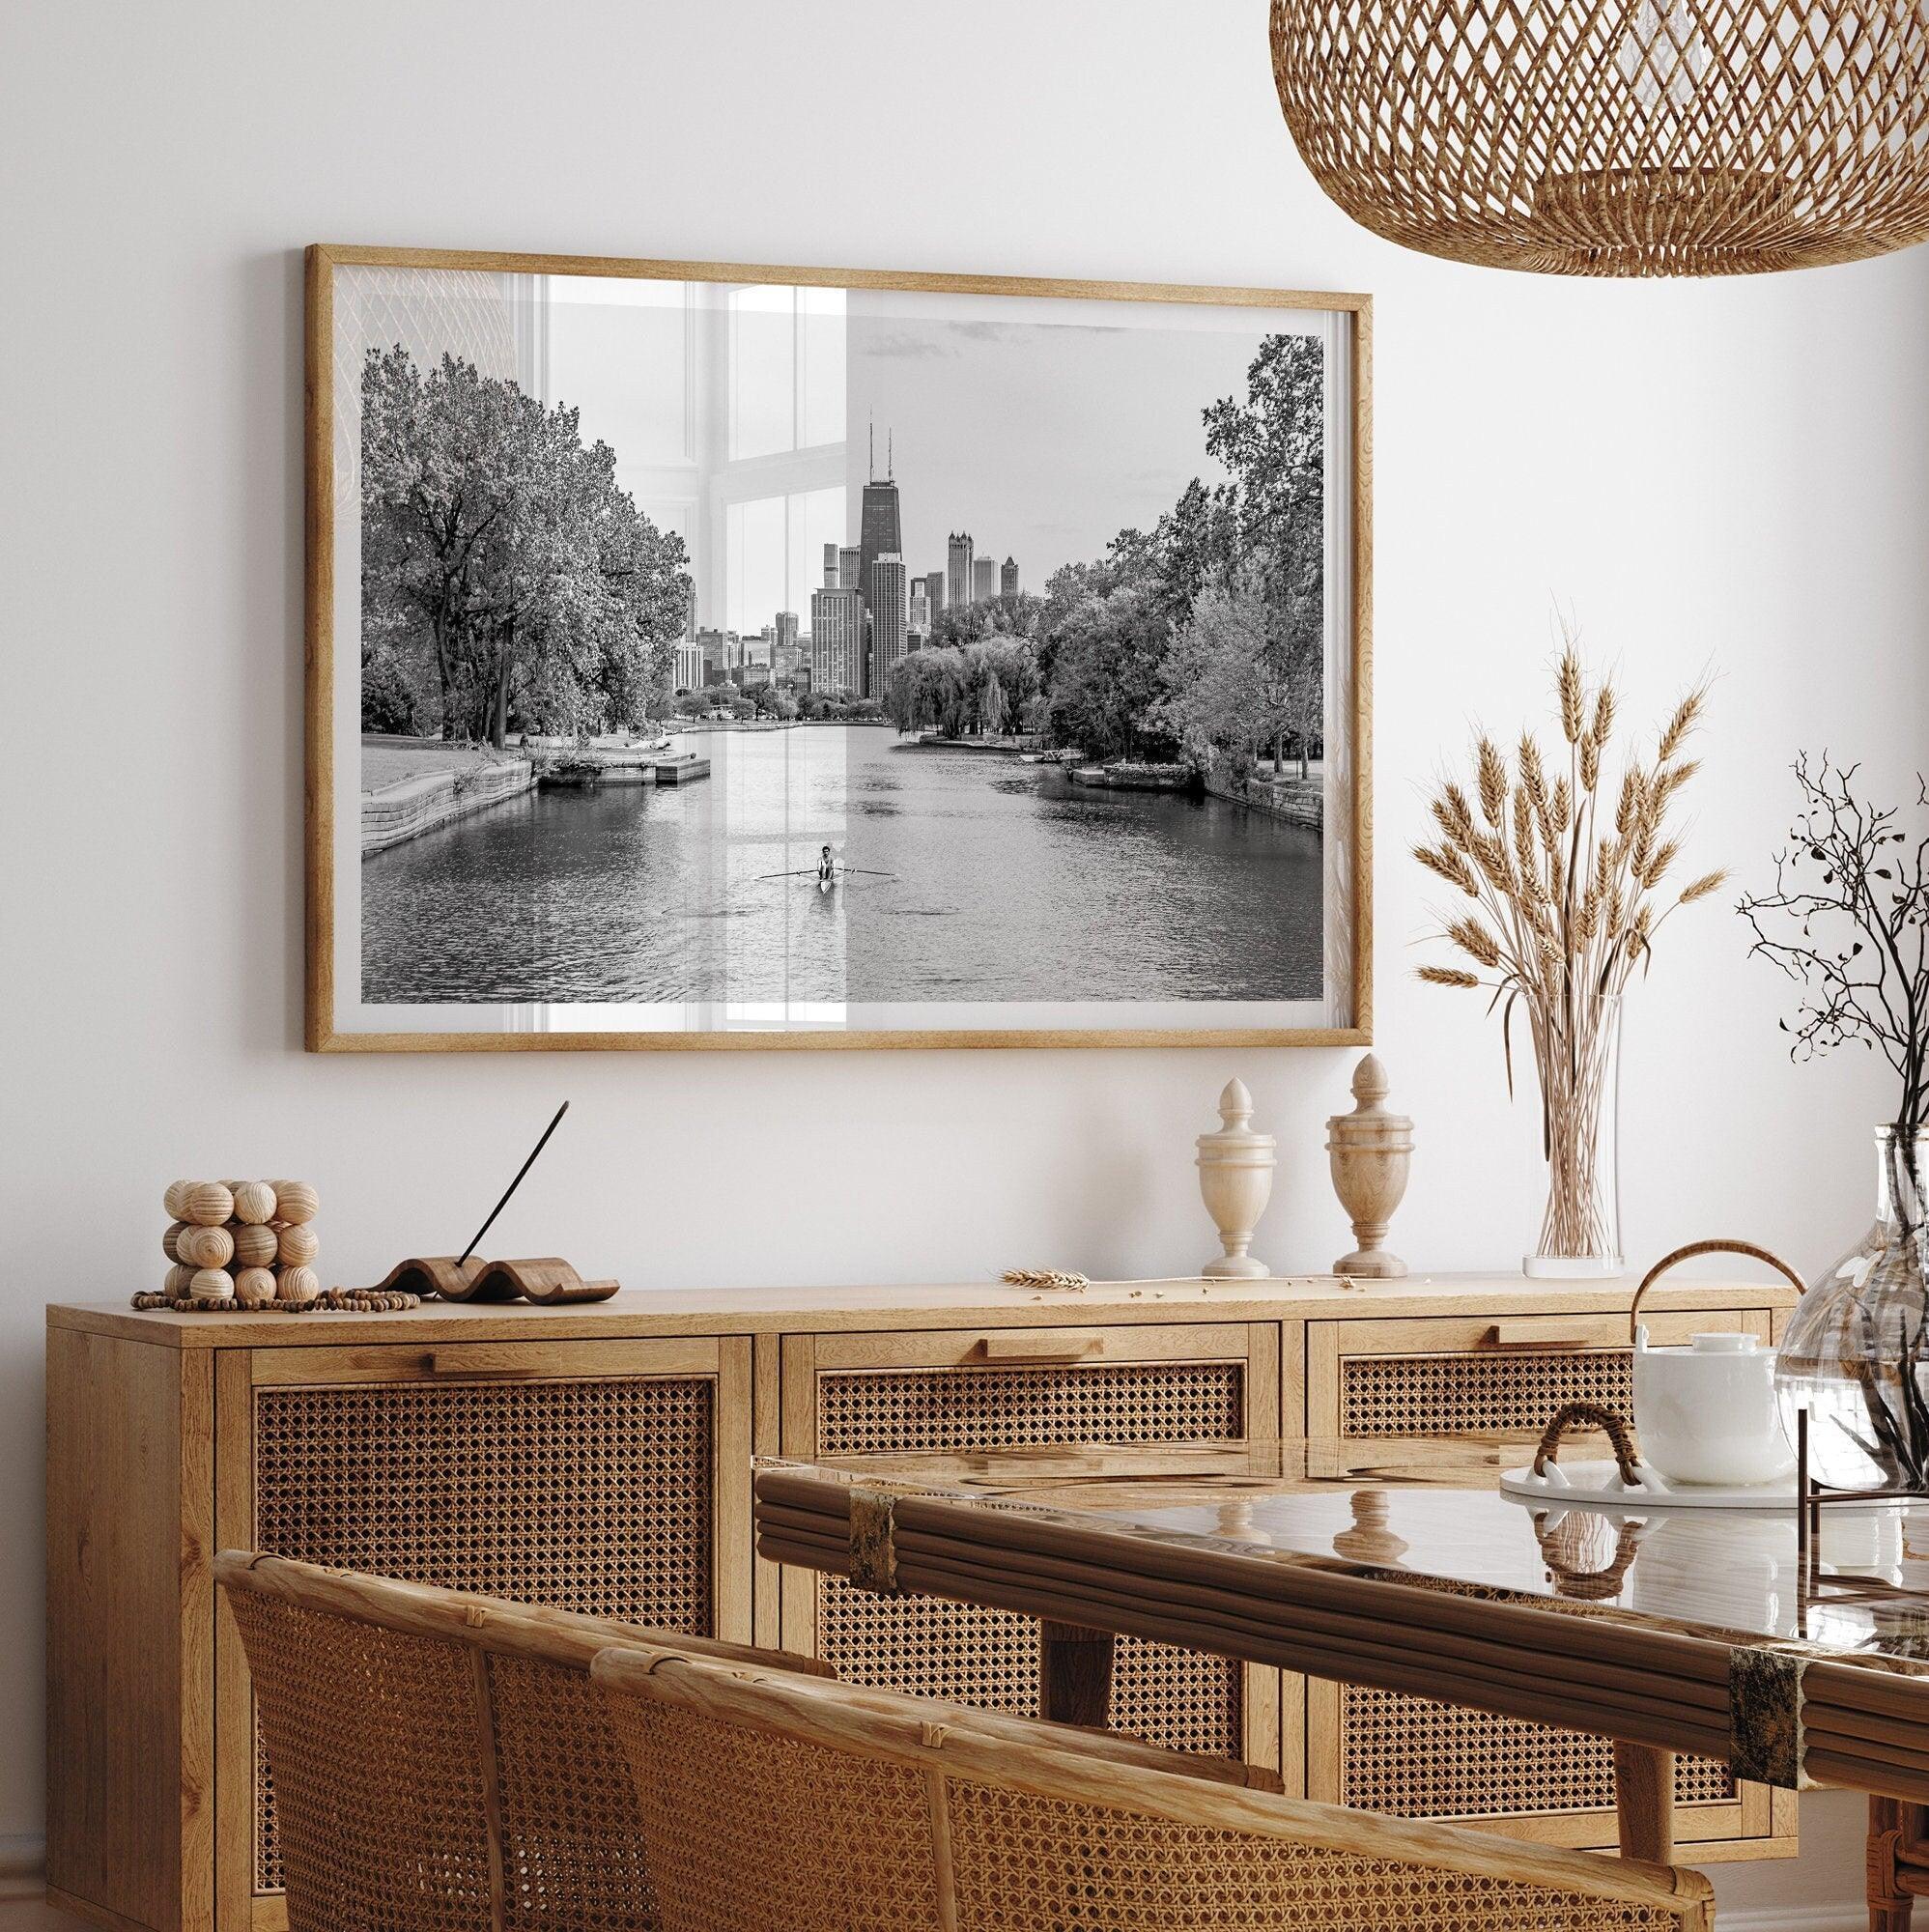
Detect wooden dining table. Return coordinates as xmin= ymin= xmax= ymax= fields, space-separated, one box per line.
xmin=753 ymin=1435 xmax=1929 ymax=1873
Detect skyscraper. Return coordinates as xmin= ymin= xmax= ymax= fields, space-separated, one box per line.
xmin=947 ymin=532 xmax=975 ymax=611
xmin=869 ymin=553 xmax=909 ymax=696
xmin=838 ymin=546 xmax=863 ymax=592
xmin=923 ymin=570 xmax=946 ymax=616
xmin=775 ymin=611 xmax=800 ymax=679
xmin=1000 ymin=556 xmax=1019 ymax=598
xmin=858 ymin=437 xmax=903 ymax=697
xmin=908 ymin=589 xmax=930 ymax=635
xmin=808 ymin=585 xmax=864 ymax=694
xmin=822 ymin=543 xmax=839 ymax=588
xmin=972 ymin=555 xmax=996 ymax=604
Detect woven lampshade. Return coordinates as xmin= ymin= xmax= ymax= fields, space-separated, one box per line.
xmin=1270 ymin=0 xmax=1929 ymax=275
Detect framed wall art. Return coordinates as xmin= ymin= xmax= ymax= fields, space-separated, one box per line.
xmin=306 ymin=244 xmax=1372 ymax=1051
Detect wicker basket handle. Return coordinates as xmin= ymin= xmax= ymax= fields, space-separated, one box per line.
xmin=1628 ymin=1238 xmax=1807 ymax=1345
xmin=1532 ymin=1400 xmax=1644 ymax=1487
xmin=1530 ymin=1509 xmax=1646 ymax=1601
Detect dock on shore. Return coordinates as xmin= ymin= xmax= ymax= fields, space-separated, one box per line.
xmin=1068 ymin=762 xmax=1192 ymax=793
xmin=360 ymin=734 xmax=714 ymax=854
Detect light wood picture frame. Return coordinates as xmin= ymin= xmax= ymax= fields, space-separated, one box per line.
xmin=306 ymin=244 xmax=1372 ymax=1052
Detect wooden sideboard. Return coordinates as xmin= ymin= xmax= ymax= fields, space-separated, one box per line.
xmin=46 ymin=1272 xmax=1798 ymax=1932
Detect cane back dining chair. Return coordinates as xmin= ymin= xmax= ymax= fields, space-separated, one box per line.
xmin=215 ymin=1549 xmax=1279 ymax=1932
xmin=213 ymin=1549 xmax=834 ymax=1932
xmin=591 ymin=1644 xmax=1720 ymax=1932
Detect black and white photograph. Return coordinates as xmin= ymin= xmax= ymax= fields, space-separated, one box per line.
xmin=313 ymin=251 xmax=1368 ymax=1048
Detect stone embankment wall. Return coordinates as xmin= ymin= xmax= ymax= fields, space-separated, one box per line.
xmin=361 ymin=760 xmax=535 ymax=855
xmin=1204 ymin=768 xmax=1323 ymax=828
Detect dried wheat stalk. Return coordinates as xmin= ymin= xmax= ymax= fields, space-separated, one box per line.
xmin=1414 ymin=638 xmax=1725 ymax=1260
xmin=1001 ymin=1267 xmax=1092 ymax=1292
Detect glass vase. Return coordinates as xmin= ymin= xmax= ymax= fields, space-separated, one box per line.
xmin=1521 ymin=992 xmax=1623 ymax=1279
xmin=1775 ymin=1125 xmax=1929 ymax=1492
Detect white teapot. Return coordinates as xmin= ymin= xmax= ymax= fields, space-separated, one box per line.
xmin=1630 ymin=1240 xmax=1807 ymax=1488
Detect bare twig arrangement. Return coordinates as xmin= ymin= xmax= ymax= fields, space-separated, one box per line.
xmin=1415 ymin=641 xmax=1724 ymax=1260
xmin=1740 ymin=757 xmax=1929 ymax=1485
xmin=1738 ymin=756 xmax=1928 ymax=1193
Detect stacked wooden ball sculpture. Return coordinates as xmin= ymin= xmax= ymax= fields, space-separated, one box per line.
xmin=140 ymin=1180 xmax=334 ymax=1311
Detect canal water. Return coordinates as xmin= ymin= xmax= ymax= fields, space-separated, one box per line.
xmin=360 ymin=726 xmax=1322 ymax=1007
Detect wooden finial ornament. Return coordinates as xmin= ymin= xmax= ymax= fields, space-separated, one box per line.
xmin=1326 ymin=1054 xmax=1414 ymax=1279
xmin=1196 ymin=1078 xmax=1276 ymax=1280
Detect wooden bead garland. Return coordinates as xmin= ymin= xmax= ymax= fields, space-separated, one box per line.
xmin=130 ymin=1179 xmax=417 ymax=1315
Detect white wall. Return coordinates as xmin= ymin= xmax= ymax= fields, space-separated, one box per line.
xmin=3 ymin=2 xmax=1924 ymax=1918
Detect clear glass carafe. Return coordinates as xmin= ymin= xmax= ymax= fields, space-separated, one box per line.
xmin=1775 ymin=1126 xmax=1929 ymax=1491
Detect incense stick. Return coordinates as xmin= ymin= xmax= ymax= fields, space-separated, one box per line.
xmin=457 ymin=1101 xmax=570 ymax=1265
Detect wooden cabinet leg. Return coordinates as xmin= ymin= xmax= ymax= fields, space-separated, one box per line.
xmin=1870 ymin=1796 xmax=1915 ymax=1932
xmin=1038 ymin=1619 xmax=1116 ymax=1728
xmin=1612 ymin=1741 xmax=1675 ymax=1863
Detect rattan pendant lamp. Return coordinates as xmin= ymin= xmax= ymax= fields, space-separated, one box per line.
xmin=1269 ymin=0 xmax=1929 ymax=273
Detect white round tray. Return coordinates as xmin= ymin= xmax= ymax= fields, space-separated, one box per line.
xmin=1500 ymin=1462 xmax=1823 ymax=1512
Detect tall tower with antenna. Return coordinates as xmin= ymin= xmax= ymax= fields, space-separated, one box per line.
xmin=858 ymin=426 xmax=903 ymax=699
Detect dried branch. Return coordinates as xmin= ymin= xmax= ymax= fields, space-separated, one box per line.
xmin=1738 ymin=754 xmax=1929 ymax=1170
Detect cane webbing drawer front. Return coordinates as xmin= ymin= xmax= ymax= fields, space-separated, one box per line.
xmin=249 ymin=1369 xmax=717 ymax=1897
xmin=1322 ymin=1310 xmax=1767 ymax=1442
xmin=1340 ymin=1685 xmax=1737 ymax=1820
xmin=813 ymin=1355 xmax=1247 ymax=1758
xmin=1340 ymin=1345 xmax=1634 ymax=1438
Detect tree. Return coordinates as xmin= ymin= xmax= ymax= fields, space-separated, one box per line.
xmin=1044 ymin=582 xmax=1177 ymax=762
xmin=360 ymin=346 xmax=692 ymax=747
xmin=360 ymin=642 xmax=422 ymax=735
xmin=1155 ymin=574 xmax=1291 ymax=773
xmin=361 ymin=348 xmax=506 ymax=739
xmin=1203 ymin=333 xmax=1325 ymax=778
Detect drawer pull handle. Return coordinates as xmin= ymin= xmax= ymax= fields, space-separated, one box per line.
xmin=1479 ymin=1323 xmax=1602 ymax=1351
xmin=418 ymin=1352 xmax=541 ymax=1378
xmin=974 ymin=1334 xmax=1106 ymax=1365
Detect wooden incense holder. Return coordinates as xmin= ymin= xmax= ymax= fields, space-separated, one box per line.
xmin=360 ymin=1255 xmax=619 ymax=1306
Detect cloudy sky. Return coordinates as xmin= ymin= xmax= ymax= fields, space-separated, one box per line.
xmin=847 ymin=298 xmax=1297 ymax=595
xmin=536 ymin=274 xmax=1325 ymax=635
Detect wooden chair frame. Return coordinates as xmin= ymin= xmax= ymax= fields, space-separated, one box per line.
xmin=591 ymin=1644 xmax=1718 ymax=1928
xmin=213 ymin=1548 xmax=830 ymax=1677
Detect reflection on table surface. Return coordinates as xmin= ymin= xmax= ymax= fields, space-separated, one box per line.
xmin=756 ymin=1436 xmax=1929 ymax=1666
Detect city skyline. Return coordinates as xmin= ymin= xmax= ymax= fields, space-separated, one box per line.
xmin=667 ymin=308 xmax=1316 ymax=697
